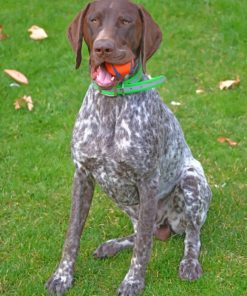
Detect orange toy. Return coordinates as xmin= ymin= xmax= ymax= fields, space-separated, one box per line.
xmin=105 ymin=61 xmax=134 ymax=78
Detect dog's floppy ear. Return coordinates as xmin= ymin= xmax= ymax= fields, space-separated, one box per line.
xmin=67 ymin=4 xmax=90 ymax=69
xmin=138 ymin=6 xmax=162 ymax=72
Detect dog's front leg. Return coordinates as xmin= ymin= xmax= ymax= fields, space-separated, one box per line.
xmin=118 ymin=175 xmax=158 ymax=296
xmin=46 ymin=169 xmax=95 ymax=296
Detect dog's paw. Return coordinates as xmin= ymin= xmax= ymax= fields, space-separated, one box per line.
xmin=117 ymin=277 xmax=144 ymax=296
xmin=179 ymin=258 xmax=203 ymax=281
xmin=45 ymin=270 xmax=73 ymax=296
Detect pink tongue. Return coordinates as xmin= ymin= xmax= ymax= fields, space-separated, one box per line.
xmin=96 ymin=66 xmax=114 ymax=87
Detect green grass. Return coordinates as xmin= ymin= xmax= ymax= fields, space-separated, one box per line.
xmin=1 ymin=0 xmax=246 ymax=295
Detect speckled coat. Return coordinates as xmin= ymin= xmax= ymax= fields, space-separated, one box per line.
xmin=45 ymin=0 xmax=212 ymax=293
xmin=46 ymin=83 xmax=212 ymax=296
xmin=72 ymin=83 xmax=211 ymax=227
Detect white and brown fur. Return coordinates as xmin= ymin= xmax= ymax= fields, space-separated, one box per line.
xmin=46 ymin=1 xmax=212 ymax=295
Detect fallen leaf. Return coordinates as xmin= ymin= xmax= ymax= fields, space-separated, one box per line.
xmin=0 ymin=25 xmax=8 ymax=40
xmin=4 ymin=69 xmax=29 ymax=84
xmin=217 ymin=136 xmax=237 ymax=147
xmin=14 ymin=99 xmax=22 ymax=110
xmin=196 ymin=89 xmax=204 ymax=94
xmin=226 ymin=138 xmax=238 ymax=147
xmin=14 ymin=96 xmax=33 ymax=111
xmin=28 ymin=25 xmax=48 ymax=40
xmin=10 ymin=82 xmax=20 ymax=88
xmin=170 ymin=101 xmax=181 ymax=106
xmin=219 ymin=76 xmax=240 ymax=90
xmin=217 ymin=136 xmax=226 ymax=143
xmin=25 ymin=96 xmax=34 ymax=111
xmin=214 ymin=183 xmax=227 ymax=189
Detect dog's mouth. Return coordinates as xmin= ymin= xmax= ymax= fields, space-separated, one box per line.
xmin=91 ymin=64 xmax=118 ymax=89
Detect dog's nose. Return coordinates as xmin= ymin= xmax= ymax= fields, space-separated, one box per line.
xmin=93 ymin=39 xmax=115 ymax=57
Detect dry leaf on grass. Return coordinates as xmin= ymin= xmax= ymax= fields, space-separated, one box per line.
xmin=217 ymin=136 xmax=237 ymax=147
xmin=217 ymin=137 xmax=227 ymax=143
xmin=28 ymin=25 xmax=48 ymax=40
xmin=219 ymin=76 xmax=240 ymax=90
xmin=196 ymin=89 xmax=204 ymax=94
xmin=4 ymin=69 xmax=29 ymax=84
xmin=14 ymin=96 xmax=34 ymax=111
xmin=10 ymin=82 xmax=21 ymax=88
xmin=170 ymin=101 xmax=181 ymax=106
xmin=0 ymin=25 xmax=8 ymax=40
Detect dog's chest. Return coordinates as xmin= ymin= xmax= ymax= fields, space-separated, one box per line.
xmin=72 ymin=87 xmax=162 ymax=205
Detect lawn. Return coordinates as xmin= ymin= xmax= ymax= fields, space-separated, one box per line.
xmin=0 ymin=0 xmax=246 ymax=295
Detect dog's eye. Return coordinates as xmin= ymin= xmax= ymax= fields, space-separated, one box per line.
xmin=89 ymin=14 xmax=100 ymax=24
xmin=121 ymin=18 xmax=131 ymax=25
xmin=90 ymin=18 xmax=98 ymax=23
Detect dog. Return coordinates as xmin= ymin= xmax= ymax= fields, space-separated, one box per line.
xmin=46 ymin=0 xmax=212 ymax=295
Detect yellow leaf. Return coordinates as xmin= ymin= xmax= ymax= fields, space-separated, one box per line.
xmin=219 ymin=76 xmax=240 ymax=90
xmin=28 ymin=25 xmax=48 ymax=40
xmin=14 ymin=99 xmax=22 ymax=110
xmin=4 ymin=69 xmax=29 ymax=84
xmin=170 ymin=101 xmax=181 ymax=106
xmin=24 ymin=95 xmax=34 ymax=111
xmin=196 ymin=89 xmax=204 ymax=94
xmin=217 ymin=136 xmax=238 ymax=147
xmin=14 ymin=96 xmax=34 ymax=111
xmin=0 ymin=24 xmax=8 ymax=40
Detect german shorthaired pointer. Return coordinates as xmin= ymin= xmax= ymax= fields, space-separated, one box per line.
xmin=46 ymin=0 xmax=212 ymax=295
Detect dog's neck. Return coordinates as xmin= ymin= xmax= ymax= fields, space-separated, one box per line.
xmin=92 ymin=62 xmax=166 ymax=97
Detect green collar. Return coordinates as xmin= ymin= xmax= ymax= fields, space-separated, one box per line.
xmin=93 ymin=65 xmax=166 ymax=97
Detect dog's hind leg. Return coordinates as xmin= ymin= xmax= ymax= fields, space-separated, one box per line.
xmin=93 ymin=234 xmax=135 ymax=258
xmin=46 ymin=169 xmax=95 ymax=295
xmin=93 ymin=207 xmax=138 ymax=258
xmin=178 ymin=161 xmax=212 ymax=281
xmin=179 ymin=224 xmax=203 ymax=280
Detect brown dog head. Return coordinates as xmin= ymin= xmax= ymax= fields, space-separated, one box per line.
xmin=68 ymin=0 xmax=162 ymax=87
